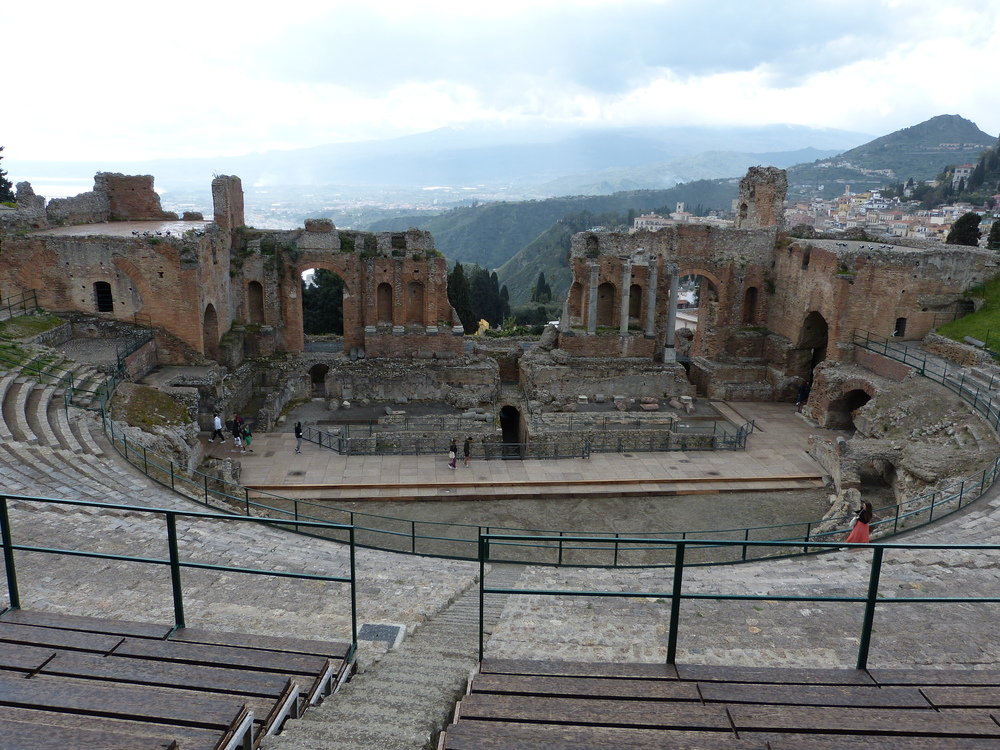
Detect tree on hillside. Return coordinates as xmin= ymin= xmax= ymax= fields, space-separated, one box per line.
xmin=531 ymin=272 xmax=552 ymax=303
xmin=988 ymin=220 xmax=1000 ymax=252
xmin=301 ymin=269 xmax=344 ymax=334
xmin=0 ymin=147 xmax=14 ymax=203
xmin=447 ymin=262 xmax=476 ymax=333
xmin=946 ymin=212 xmax=982 ymax=247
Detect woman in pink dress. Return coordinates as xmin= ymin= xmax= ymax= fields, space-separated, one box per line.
xmin=845 ymin=502 xmax=873 ymax=544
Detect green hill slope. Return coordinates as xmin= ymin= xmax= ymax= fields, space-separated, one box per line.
xmin=787 ymin=115 xmax=994 ymax=198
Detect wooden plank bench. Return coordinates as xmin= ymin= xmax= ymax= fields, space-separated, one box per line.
xmin=0 ymin=704 xmax=224 ymax=750
xmin=0 ymin=608 xmax=174 ymax=639
xmin=0 ymin=621 xmax=124 ymax=654
xmin=0 ymin=715 xmax=180 ymax=750
xmin=443 ymin=662 xmax=1000 ymax=749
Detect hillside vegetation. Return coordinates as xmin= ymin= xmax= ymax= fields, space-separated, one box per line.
xmin=788 ymin=115 xmax=995 ymax=198
xmin=369 ymin=179 xmax=739 ymax=302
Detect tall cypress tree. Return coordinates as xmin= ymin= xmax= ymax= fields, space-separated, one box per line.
xmin=447 ymin=262 xmax=476 ymax=333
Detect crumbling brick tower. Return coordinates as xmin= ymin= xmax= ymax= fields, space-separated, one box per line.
xmin=734 ymin=166 xmax=787 ymax=230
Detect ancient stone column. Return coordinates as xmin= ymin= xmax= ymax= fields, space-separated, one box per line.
xmin=619 ymin=260 xmax=632 ymax=336
xmin=645 ymin=260 xmax=658 ymax=338
xmin=587 ymin=264 xmax=599 ymax=334
xmin=664 ymin=264 xmax=679 ymax=361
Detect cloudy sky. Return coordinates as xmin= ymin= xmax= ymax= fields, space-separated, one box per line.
xmin=5 ymin=0 xmax=999 ymax=163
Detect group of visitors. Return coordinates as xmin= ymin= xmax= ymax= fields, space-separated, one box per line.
xmin=448 ymin=437 xmax=472 ymax=469
xmin=207 ymin=412 xmax=253 ymax=453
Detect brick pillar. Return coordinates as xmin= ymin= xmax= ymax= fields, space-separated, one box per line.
xmin=587 ymin=264 xmax=599 ymax=334
xmin=619 ymin=260 xmax=632 ymax=336
xmin=645 ymin=260 xmax=658 ymax=338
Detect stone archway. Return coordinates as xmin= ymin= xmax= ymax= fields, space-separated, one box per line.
xmin=827 ymin=387 xmax=872 ymax=431
xmin=499 ymin=404 xmax=523 ymax=457
xmin=309 ymin=363 xmax=330 ymax=398
xmin=248 ymin=281 xmax=265 ymax=325
xmin=795 ymin=311 xmax=829 ymax=381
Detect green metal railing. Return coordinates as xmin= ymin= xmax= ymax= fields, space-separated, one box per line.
xmin=0 ymin=289 xmax=39 ymax=320
xmin=102 ymin=412 xmax=997 ymax=564
xmin=854 ymin=328 xmax=1000 ymax=432
xmin=477 ymin=534 xmax=1000 ymax=669
xmin=0 ymin=493 xmax=358 ymax=656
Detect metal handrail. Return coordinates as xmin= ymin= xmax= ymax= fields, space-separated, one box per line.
xmin=477 ymin=533 xmax=1000 ymax=669
xmin=0 ymin=493 xmax=358 ymax=656
xmin=0 ymin=289 xmax=39 ymax=320
xmin=100 ymin=412 xmax=997 ymax=563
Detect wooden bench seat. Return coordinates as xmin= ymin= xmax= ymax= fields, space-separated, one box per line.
xmin=0 ymin=610 xmax=351 ymax=748
xmin=112 ymin=636 xmax=330 ymax=675
xmin=0 ymin=716 xmax=180 ymax=750
xmin=0 ymin=608 xmax=173 ymax=639
xmin=169 ymin=626 xmax=351 ymax=660
xmin=443 ymin=720 xmax=755 ymax=749
xmin=0 ymin=621 xmax=124 ymax=654
xmin=0 ymin=704 xmax=226 ymax=750
xmin=0 ymin=673 xmax=250 ymax=731
xmin=443 ymin=662 xmax=1000 ymax=749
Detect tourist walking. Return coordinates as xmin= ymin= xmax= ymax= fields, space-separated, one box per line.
xmin=231 ymin=430 xmax=243 ymax=453
xmin=243 ymin=424 xmax=253 ymax=453
xmin=463 ymin=436 xmax=472 ymax=467
xmin=294 ymin=422 xmax=303 ymax=454
xmin=448 ymin=438 xmax=458 ymax=469
xmin=845 ymin=502 xmax=873 ymax=544
xmin=210 ymin=413 xmax=225 ymax=443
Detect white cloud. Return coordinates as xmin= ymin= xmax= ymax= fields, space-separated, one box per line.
xmin=3 ymin=0 xmax=999 ymax=163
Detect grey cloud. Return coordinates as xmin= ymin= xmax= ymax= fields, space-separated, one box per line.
xmin=246 ymin=1 xmax=924 ymax=97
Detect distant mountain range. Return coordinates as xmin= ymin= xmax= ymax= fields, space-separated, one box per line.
xmin=10 ymin=123 xmax=868 ymax=201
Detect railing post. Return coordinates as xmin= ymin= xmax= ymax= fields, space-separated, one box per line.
xmin=666 ymin=542 xmax=686 ymax=665
xmin=166 ymin=512 xmax=186 ymax=629
xmin=349 ymin=525 xmax=358 ymax=653
xmin=411 ymin=520 xmax=416 ymax=554
xmin=856 ymin=546 xmax=884 ymax=670
xmin=479 ymin=533 xmax=487 ymax=662
xmin=245 ymin=488 xmax=250 ymax=515
xmin=170 ymin=462 xmax=175 ymax=491
xmin=743 ymin=528 xmax=749 ymax=561
xmin=558 ymin=531 xmax=564 ymax=565
xmin=613 ymin=533 xmax=620 ymax=567
xmin=0 ymin=496 xmax=21 ymax=610
xmin=143 ymin=446 xmax=148 ymax=474
xmin=204 ymin=474 xmax=209 ymax=504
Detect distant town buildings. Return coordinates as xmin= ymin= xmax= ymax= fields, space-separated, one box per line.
xmin=783 ymin=188 xmax=999 ymax=246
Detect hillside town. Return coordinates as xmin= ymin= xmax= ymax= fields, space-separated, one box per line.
xmin=632 ymin=185 xmax=1000 ymax=246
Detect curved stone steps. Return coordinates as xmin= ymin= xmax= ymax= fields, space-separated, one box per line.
xmin=10 ymin=378 xmax=37 ymax=444
xmin=25 ymin=383 xmax=60 ymax=448
xmin=0 ymin=373 xmax=17 ymax=441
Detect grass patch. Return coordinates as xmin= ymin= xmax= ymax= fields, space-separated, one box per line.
xmin=937 ymin=276 xmax=1000 ymax=349
xmin=109 ymin=383 xmax=190 ymax=430
xmin=0 ymin=313 xmax=65 ymax=341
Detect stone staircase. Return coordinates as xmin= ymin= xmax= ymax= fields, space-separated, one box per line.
xmin=261 ymin=564 xmax=525 ymax=750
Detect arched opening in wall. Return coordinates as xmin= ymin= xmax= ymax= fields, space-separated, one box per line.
xmin=826 ymin=388 xmax=872 ymax=432
xmin=499 ymin=405 xmax=523 ymax=457
xmin=596 ymin=282 xmax=616 ymax=328
xmin=309 ymin=364 xmax=330 ymax=398
xmin=406 ymin=281 xmax=425 ymax=325
xmin=301 ymin=268 xmax=345 ymax=341
xmin=739 ymin=202 xmax=748 ymax=224
xmin=94 ymin=282 xmax=114 ymax=313
xmin=247 ymin=281 xmax=265 ymax=325
xmin=677 ymin=274 xmax=717 ymax=335
xmin=893 ymin=317 xmax=907 ymax=337
xmin=377 ymin=283 xmax=393 ymax=324
xmin=797 ymin=311 xmax=829 ymax=380
xmin=742 ymin=287 xmax=759 ymax=326
xmin=568 ymin=282 xmax=583 ymax=324
xmin=628 ymin=283 xmax=642 ymax=324
xmin=203 ymin=304 xmax=220 ymax=360
xmin=859 ymin=458 xmax=898 ymax=511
